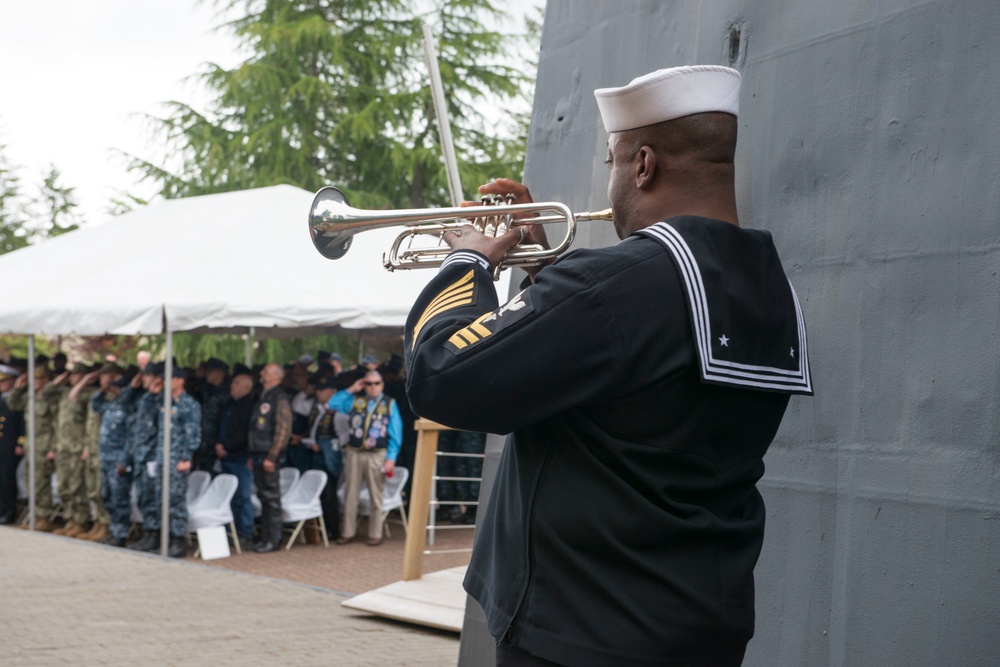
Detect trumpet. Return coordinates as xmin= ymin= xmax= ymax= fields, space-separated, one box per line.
xmin=308 ymin=186 xmax=613 ymax=274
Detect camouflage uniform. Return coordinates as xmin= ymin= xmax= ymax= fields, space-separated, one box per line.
xmin=92 ymin=386 xmax=138 ymax=539
xmin=6 ymin=383 xmax=61 ymax=519
xmin=82 ymin=391 xmax=107 ymax=527
xmin=130 ymin=389 xmax=162 ymax=528
xmin=53 ymin=385 xmax=97 ymax=525
xmin=144 ymin=392 xmax=201 ymax=537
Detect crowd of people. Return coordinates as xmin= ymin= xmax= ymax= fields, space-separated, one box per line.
xmin=0 ymin=348 xmax=484 ymax=558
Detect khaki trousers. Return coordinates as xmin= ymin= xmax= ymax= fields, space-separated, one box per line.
xmin=340 ymin=447 xmax=386 ymax=540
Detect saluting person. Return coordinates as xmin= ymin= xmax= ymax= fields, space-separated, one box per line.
xmin=6 ymin=363 xmax=61 ymax=531
xmin=50 ymin=363 xmax=98 ymax=538
xmin=128 ymin=363 xmax=166 ymax=552
xmin=327 ymin=370 xmax=401 ymax=546
xmin=0 ymin=365 xmax=24 ymax=525
xmin=91 ymin=364 xmax=140 ymax=547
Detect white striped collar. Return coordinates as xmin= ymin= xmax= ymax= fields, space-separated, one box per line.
xmin=638 ymin=221 xmax=812 ymax=395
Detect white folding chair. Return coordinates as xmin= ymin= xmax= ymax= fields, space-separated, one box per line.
xmin=280 ymin=469 xmax=328 ymax=550
xmin=250 ymin=480 xmax=262 ymax=518
xmin=186 ymin=470 xmax=211 ymax=507
xmin=15 ymin=458 xmax=26 ymax=501
xmin=357 ymin=467 xmax=409 ymax=538
xmin=187 ymin=474 xmax=242 ymax=555
xmin=279 ymin=467 xmax=301 ymax=500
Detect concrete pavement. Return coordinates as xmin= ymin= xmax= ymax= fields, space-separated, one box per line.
xmin=0 ymin=527 xmax=459 ymax=666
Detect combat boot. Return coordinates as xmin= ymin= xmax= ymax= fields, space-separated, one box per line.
xmin=127 ymin=529 xmax=159 ymax=552
xmin=167 ymin=537 xmax=188 ymax=558
xmin=53 ymin=520 xmax=80 ymax=535
xmin=102 ymin=534 xmax=126 ymax=548
xmin=33 ymin=517 xmax=55 ymax=532
xmin=82 ymin=523 xmax=108 ymax=542
xmin=63 ymin=521 xmax=88 ymax=538
xmin=75 ymin=523 xmax=97 ymax=539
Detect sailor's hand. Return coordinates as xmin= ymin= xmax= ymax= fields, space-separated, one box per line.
xmin=462 ymin=178 xmax=551 ymax=279
xmin=443 ymin=224 xmax=524 ymax=271
xmin=475 ymin=178 xmax=534 ymax=206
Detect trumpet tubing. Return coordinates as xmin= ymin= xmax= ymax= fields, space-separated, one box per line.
xmin=308 ymin=186 xmax=612 ymax=274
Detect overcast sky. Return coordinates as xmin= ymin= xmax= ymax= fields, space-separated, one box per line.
xmin=0 ymin=1 xmax=245 ymax=223
xmin=0 ymin=0 xmax=540 ymax=226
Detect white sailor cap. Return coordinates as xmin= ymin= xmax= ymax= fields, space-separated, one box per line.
xmin=594 ymin=65 xmax=742 ymax=133
xmin=0 ymin=364 xmax=20 ymax=380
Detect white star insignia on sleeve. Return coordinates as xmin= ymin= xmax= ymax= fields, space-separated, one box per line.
xmin=790 ymin=347 xmax=795 ymax=358
xmin=719 ymin=335 xmax=729 ymax=347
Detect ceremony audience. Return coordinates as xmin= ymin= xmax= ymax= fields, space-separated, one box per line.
xmin=0 ymin=348 xmax=452 ymax=560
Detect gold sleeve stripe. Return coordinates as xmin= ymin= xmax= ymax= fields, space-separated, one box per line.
xmin=424 ymin=269 xmax=475 ymax=312
xmin=456 ymin=329 xmax=479 ymax=344
xmin=412 ymin=269 xmax=476 ymax=344
xmin=448 ymin=332 xmax=470 ymax=349
xmin=445 ymin=312 xmax=495 ymax=351
xmin=414 ymin=272 xmax=475 ymax=334
xmin=468 ymin=313 xmax=492 ymax=337
xmin=413 ymin=287 xmax=474 ymax=338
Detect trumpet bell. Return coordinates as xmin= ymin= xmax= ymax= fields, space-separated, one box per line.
xmin=309 ymin=186 xmax=354 ymax=260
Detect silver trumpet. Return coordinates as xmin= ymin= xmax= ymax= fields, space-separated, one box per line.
xmin=308 ymin=186 xmax=613 ymax=274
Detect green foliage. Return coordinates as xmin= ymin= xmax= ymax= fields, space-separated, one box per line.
xmin=0 ymin=145 xmax=86 ymax=253
xmin=0 ymin=335 xmax=57 ymax=362
xmin=124 ymin=0 xmax=536 ymax=208
xmin=72 ymin=335 xmax=142 ymax=364
xmin=35 ymin=165 xmax=82 ymax=237
xmin=141 ymin=331 xmax=400 ymax=369
xmin=0 ymin=142 xmax=35 ymax=255
xmin=104 ymin=191 xmax=149 ymax=218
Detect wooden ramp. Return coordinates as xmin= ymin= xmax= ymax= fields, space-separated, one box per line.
xmin=341 ymin=566 xmax=467 ymax=633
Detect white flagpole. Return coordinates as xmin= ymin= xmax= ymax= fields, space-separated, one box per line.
xmin=423 ymin=23 xmax=463 ymax=206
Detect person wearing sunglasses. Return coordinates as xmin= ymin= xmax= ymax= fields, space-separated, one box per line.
xmin=327 ymin=370 xmax=402 ymax=546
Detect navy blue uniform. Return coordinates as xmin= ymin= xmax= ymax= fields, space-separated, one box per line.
xmin=92 ymin=387 xmax=139 ymax=539
xmin=405 ymin=217 xmax=812 ymax=666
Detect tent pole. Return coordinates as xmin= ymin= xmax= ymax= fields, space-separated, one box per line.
xmin=357 ymin=330 xmax=364 ymax=366
xmin=247 ymin=326 xmax=255 ymax=367
xmin=27 ymin=335 xmax=36 ymax=530
xmin=160 ymin=328 xmax=173 ymax=557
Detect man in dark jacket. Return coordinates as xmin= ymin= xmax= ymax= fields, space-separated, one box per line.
xmin=404 ymin=65 xmax=813 ymax=666
xmin=0 ymin=365 xmax=24 ymax=524
xmin=212 ymin=369 xmax=255 ymax=548
xmin=196 ymin=357 xmax=230 ymax=472
xmin=248 ymin=363 xmax=291 ymax=553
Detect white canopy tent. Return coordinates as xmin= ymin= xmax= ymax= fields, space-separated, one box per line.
xmin=0 ymin=184 xmax=510 ymax=555
xmin=0 ymin=184 xmax=491 ymax=335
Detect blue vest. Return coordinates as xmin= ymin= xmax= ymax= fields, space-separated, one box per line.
xmin=347 ymin=394 xmax=394 ymax=450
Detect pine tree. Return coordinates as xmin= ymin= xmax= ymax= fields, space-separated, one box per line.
xmin=36 ymin=165 xmax=82 ymax=237
xmin=0 ymin=142 xmax=33 ymax=255
xmin=125 ymin=0 xmax=535 ymax=209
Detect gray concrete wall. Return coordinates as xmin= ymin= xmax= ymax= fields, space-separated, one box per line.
xmin=460 ymin=1 xmax=1000 ymax=665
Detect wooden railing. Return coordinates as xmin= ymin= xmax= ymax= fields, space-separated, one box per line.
xmin=402 ymin=418 xmax=451 ymax=581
